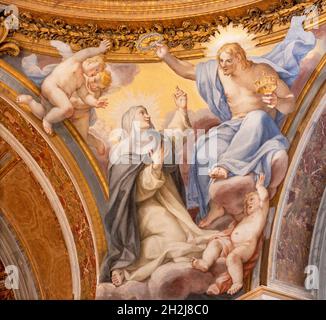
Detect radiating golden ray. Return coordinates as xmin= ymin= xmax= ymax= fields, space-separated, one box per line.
xmin=100 ymin=89 xmax=163 ymax=130
xmin=205 ymin=23 xmax=258 ymax=58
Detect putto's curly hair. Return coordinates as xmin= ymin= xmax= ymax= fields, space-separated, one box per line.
xmin=217 ymin=43 xmax=252 ymax=70
xmin=99 ymin=70 xmax=112 ymax=88
xmin=85 ymin=54 xmax=106 ymax=71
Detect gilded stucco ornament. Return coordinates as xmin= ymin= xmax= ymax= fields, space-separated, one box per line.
xmin=14 ymin=0 xmax=325 ymax=56
xmin=0 ymin=12 xmax=20 ymax=56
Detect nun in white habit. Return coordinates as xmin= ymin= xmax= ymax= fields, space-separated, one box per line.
xmin=100 ymin=87 xmax=217 ymax=286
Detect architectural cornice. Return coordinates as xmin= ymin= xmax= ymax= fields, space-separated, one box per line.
xmin=1 ymin=0 xmax=325 ymax=61
xmin=1 ymin=1 xmax=281 ymax=23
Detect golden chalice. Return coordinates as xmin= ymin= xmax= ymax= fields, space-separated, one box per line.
xmin=255 ymin=72 xmax=277 ymax=108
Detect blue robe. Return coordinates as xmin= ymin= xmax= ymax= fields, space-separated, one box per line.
xmin=187 ymin=16 xmax=316 ymax=219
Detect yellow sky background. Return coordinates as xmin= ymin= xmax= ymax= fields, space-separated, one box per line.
xmin=95 ymin=43 xmax=276 ymax=130
xmin=96 ymin=60 xmax=207 ymax=130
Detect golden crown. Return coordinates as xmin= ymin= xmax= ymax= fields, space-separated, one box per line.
xmin=136 ymin=32 xmax=163 ymax=52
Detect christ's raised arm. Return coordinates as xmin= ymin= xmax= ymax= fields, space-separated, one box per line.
xmin=156 ymin=44 xmax=196 ymax=80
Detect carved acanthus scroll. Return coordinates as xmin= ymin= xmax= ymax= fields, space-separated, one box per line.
xmin=0 ymin=11 xmax=20 ymax=56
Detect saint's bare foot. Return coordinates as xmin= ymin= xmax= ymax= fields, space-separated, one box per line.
xmin=191 ymin=257 xmax=209 ymax=272
xmin=198 ymin=204 xmax=224 ymax=228
xmin=206 ymin=283 xmax=220 ymax=295
xmin=198 ymin=217 xmax=208 ymax=228
xmin=198 ymin=211 xmax=221 ymax=228
xmin=42 ymin=119 xmax=54 ymax=136
xmin=111 ymin=270 xmax=124 ymax=287
xmin=198 ymin=215 xmax=213 ymax=228
xmin=209 ymin=167 xmax=228 ymax=180
xmin=227 ymin=282 xmax=243 ymax=295
xmin=216 ymin=167 xmax=228 ymax=179
xmin=16 ymin=95 xmax=33 ymax=104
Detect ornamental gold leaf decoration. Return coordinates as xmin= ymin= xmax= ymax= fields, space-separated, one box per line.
xmin=0 ymin=14 xmax=20 ymax=56
xmin=15 ymin=0 xmax=324 ymax=54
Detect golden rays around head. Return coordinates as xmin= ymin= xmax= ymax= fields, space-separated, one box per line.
xmin=205 ymin=23 xmax=258 ymax=58
xmin=101 ymin=90 xmax=163 ymax=130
